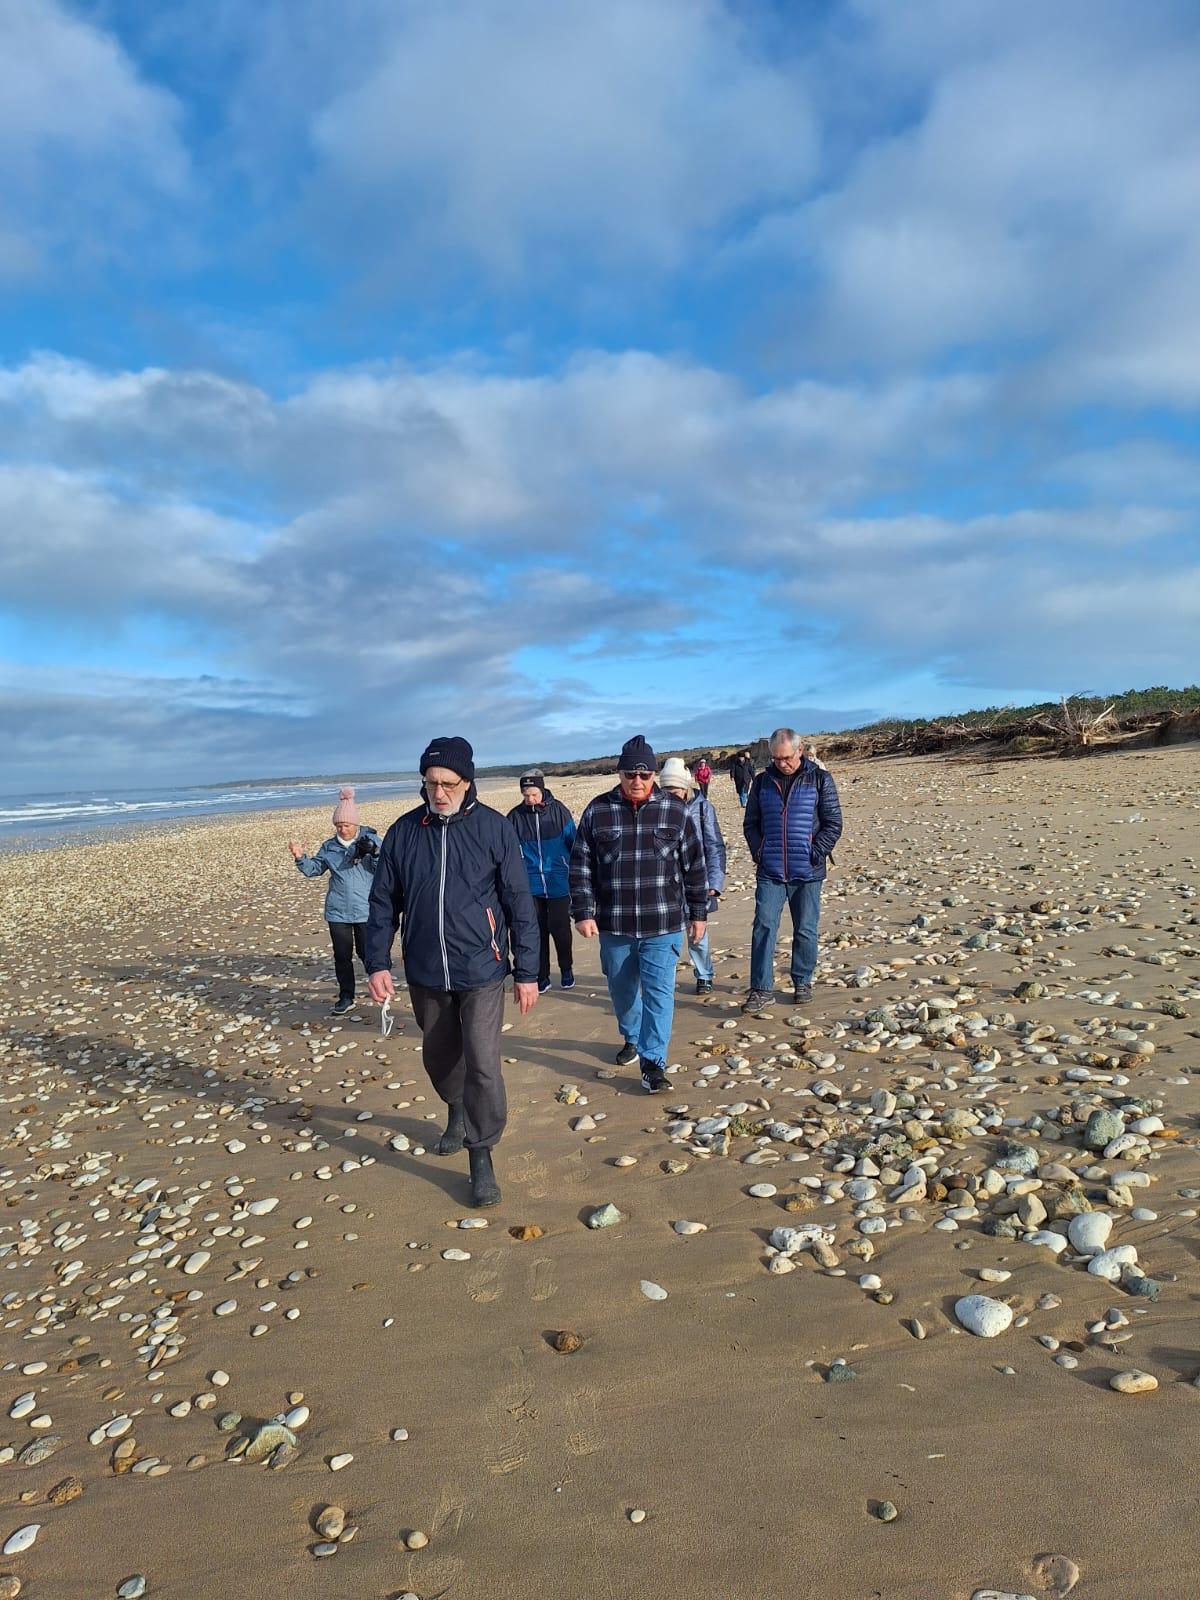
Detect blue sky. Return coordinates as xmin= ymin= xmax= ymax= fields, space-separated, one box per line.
xmin=1 ymin=0 xmax=1198 ymax=790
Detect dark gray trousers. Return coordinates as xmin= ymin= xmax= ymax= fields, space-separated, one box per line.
xmin=408 ymin=978 xmax=508 ymax=1150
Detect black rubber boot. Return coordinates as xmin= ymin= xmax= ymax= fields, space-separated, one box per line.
xmin=438 ymin=1102 xmax=466 ymax=1156
xmin=468 ymin=1146 xmax=501 ymax=1209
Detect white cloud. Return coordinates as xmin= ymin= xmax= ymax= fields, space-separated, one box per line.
xmin=0 ymin=0 xmax=187 ymax=279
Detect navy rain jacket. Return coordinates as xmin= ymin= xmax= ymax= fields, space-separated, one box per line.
xmin=506 ymin=789 xmax=577 ymax=899
xmin=365 ymin=787 xmax=539 ymax=990
xmin=743 ymin=758 xmax=842 ymax=883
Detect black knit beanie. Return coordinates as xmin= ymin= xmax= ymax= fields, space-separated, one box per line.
xmin=618 ymin=734 xmax=656 ymax=772
xmin=419 ymin=735 xmax=475 ymax=782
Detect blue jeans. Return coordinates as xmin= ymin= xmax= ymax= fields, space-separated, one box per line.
xmin=688 ymin=927 xmax=713 ymax=982
xmin=599 ymin=931 xmax=683 ymax=1064
xmin=749 ymin=877 xmax=822 ymax=992
xmin=738 ymin=788 xmax=749 ymax=808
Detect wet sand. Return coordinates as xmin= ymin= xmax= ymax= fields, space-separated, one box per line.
xmin=1 ymin=750 xmax=1198 ymax=1599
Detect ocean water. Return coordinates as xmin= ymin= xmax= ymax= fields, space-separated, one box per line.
xmin=0 ymin=776 xmax=421 ymax=849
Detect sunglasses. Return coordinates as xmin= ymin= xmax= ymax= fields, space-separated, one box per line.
xmin=620 ymin=767 xmax=655 ymax=779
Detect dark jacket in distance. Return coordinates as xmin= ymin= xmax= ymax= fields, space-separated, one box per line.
xmin=506 ymin=789 xmax=576 ymax=899
xmin=743 ymin=759 xmax=842 ymax=883
xmin=365 ymin=788 xmax=539 ymax=990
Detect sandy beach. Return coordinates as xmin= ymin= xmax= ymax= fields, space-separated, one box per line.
xmin=1 ymin=749 xmax=1198 ymax=1600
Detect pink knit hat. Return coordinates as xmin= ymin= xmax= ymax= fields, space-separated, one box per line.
xmin=332 ymin=786 xmax=359 ymax=826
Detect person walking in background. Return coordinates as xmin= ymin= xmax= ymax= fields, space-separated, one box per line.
xmin=570 ymin=735 xmax=708 ymax=1092
xmin=731 ymin=749 xmax=755 ymax=807
xmin=742 ymin=729 xmax=842 ymax=1014
xmin=365 ymin=737 xmax=539 ymax=1208
xmin=658 ymin=758 xmax=726 ymax=996
xmin=507 ymin=769 xmax=576 ymax=993
xmin=288 ymin=787 xmax=381 ymax=1016
xmin=694 ymin=754 xmax=713 ymax=799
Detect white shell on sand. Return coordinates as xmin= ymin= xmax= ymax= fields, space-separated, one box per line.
xmin=2 ymin=1525 xmax=40 ymax=1555
xmin=1067 ymin=1213 xmax=1112 ymax=1256
xmin=672 ymin=1220 xmax=706 ymax=1235
xmin=639 ymin=1280 xmax=668 ymax=1301
xmin=954 ymin=1295 xmax=1013 ymax=1338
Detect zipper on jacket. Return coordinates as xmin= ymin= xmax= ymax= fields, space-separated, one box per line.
xmin=535 ymin=811 xmax=547 ymax=895
xmin=437 ymin=823 xmax=451 ymax=988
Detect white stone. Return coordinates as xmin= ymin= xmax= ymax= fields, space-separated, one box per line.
xmin=954 ymin=1295 xmax=1013 ymax=1338
xmin=182 ymin=1250 xmax=211 ymax=1275
xmin=247 ymin=1197 xmax=279 ymax=1216
xmin=672 ymin=1221 xmax=706 ymax=1236
xmin=1087 ymin=1245 xmax=1137 ymax=1281
xmin=442 ymin=1249 xmax=470 ymax=1262
xmin=1023 ymin=1230 xmax=1068 ymax=1254
xmin=282 ymin=1405 xmax=310 ymax=1429
xmin=639 ymin=1280 xmax=668 ymax=1301
xmin=214 ymin=1300 xmax=237 ymax=1316
xmin=747 ymin=1183 xmax=777 ymax=1198
xmin=1067 ymin=1213 xmax=1112 ymax=1257
xmin=8 ymin=1393 xmax=36 ymax=1420
xmin=329 ymin=1453 xmax=353 ymax=1470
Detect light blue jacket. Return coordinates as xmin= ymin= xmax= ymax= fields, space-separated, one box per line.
xmin=295 ymin=828 xmax=381 ymax=922
xmin=685 ymin=793 xmax=727 ymax=894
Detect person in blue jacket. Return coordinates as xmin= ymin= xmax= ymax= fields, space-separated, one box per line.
xmin=659 ymin=758 xmax=726 ymax=995
xmin=506 ymin=769 xmax=577 ymax=993
xmin=742 ymin=729 xmax=842 ymax=1013
xmin=366 ymin=736 xmax=539 ymax=1209
xmin=288 ymin=786 xmax=381 ymax=1016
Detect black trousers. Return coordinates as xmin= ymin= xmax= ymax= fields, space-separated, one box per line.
xmin=698 ymin=780 xmax=710 ymax=798
xmin=409 ymin=979 xmax=508 ymax=1149
xmin=328 ymin=920 xmax=367 ymax=999
xmin=535 ymin=895 xmax=573 ymax=986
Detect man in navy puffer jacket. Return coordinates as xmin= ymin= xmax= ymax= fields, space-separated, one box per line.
xmin=366 ymin=736 xmax=539 ymax=1208
xmin=507 ymin=770 xmax=577 ymax=993
xmin=742 ymin=728 xmax=842 ymax=1013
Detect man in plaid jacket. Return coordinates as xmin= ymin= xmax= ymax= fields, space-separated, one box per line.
xmin=570 ymin=735 xmax=709 ymax=1091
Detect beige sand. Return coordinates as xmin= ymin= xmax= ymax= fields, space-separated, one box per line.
xmin=0 ymin=750 xmax=1197 ymax=1599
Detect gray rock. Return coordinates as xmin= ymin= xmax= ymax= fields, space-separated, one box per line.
xmin=242 ymin=1423 xmax=298 ymax=1464
xmin=1083 ymin=1109 xmax=1124 ymax=1151
xmin=586 ymin=1203 xmax=623 ymax=1229
xmin=15 ymin=1436 xmax=62 ymax=1468
xmin=117 ymin=1579 xmax=147 ymax=1599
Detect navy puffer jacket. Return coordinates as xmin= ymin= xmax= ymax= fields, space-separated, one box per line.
xmin=365 ymin=789 xmax=539 ymax=990
xmin=743 ymin=760 xmax=842 ymax=883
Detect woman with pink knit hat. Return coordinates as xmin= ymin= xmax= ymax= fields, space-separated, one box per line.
xmin=288 ymin=787 xmax=381 ymax=1015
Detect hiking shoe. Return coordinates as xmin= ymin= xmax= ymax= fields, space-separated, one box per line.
xmin=640 ymin=1063 xmax=669 ymax=1093
xmin=615 ymin=1041 xmax=640 ymax=1068
xmin=792 ymin=984 xmax=813 ymax=1006
xmin=695 ymin=979 xmax=713 ymax=995
xmin=538 ymin=980 xmax=552 ymax=994
xmin=330 ymin=996 xmax=356 ymax=1016
xmin=741 ymin=989 xmax=774 ymax=1015
xmin=560 ymin=970 xmax=576 ymax=989
xmin=468 ymin=1147 xmax=501 ymax=1209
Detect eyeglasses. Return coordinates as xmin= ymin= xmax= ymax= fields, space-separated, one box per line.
xmin=620 ymin=767 xmax=655 ymax=779
xmin=425 ymin=777 xmax=465 ymax=792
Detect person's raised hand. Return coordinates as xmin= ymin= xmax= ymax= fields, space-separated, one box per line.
xmin=287 ymin=840 xmax=304 ymax=859
xmin=514 ymin=981 xmax=538 ymax=1015
xmin=368 ymin=970 xmax=395 ymax=1004
xmin=575 ymin=918 xmax=599 ymax=939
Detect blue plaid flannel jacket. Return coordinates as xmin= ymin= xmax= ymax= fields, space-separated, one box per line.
xmin=569 ymin=784 xmax=710 ymax=938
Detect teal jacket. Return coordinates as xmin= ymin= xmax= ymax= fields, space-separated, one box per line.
xmin=295 ymin=827 xmax=381 ymax=922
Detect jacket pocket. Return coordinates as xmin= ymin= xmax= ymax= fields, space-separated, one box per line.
xmin=652 ymin=826 xmax=678 ymax=859
xmin=595 ymin=827 xmax=621 ymax=865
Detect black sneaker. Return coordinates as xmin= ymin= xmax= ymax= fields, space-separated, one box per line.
xmin=330 ymin=996 xmax=355 ymax=1016
xmin=538 ymin=980 xmax=552 ymax=994
xmin=560 ymin=971 xmax=576 ymax=989
xmin=640 ymin=1063 xmax=669 ymax=1093
xmin=741 ymin=989 xmax=774 ymax=1015
xmin=695 ymin=979 xmax=713 ymax=996
xmin=615 ymin=1041 xmax=640 ymax=1068
xmin=792 ymin=984 xmax=813 ymax=1006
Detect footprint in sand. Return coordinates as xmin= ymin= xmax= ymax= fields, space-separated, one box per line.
xmin=528 ymin=1255 xmax=557 ymax=1302
xmin=558 ymin=1148 xmax=588 ymax=1188
xmin=508 ymin=1148 xmax=550 ymax=1200
xmin=564 ymin=1384 xmax=604 ymax=1458
xmin=467 ymin=1245 xmax=507 ymax=1303
xmin=483 ymin=1380 xmax=538 ymax=1476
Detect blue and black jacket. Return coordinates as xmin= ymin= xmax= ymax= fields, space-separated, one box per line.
xmin=743 ymin=759 xmax=842 ymax=883
xmin=365 ymin=787 xmax=539 ymax=991
xmin=506 ymin=789 xmax=577 ymax=900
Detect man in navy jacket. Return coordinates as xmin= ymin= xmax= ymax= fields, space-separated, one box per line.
xmin=366 ymin=736 xmax=539 ymax=1208
xmin=507 ymin=770 xmax=577 ymax=993
xmin=742 ymin=728 xmax=842 ymax=1013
